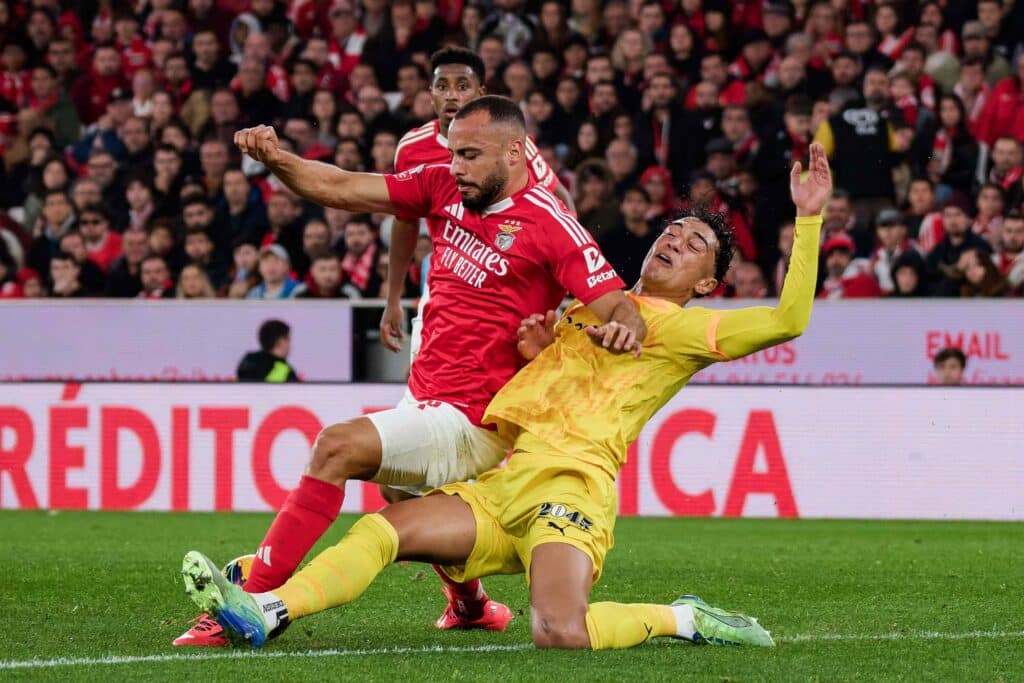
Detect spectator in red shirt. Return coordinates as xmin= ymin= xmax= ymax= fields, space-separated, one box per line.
xmin=986 ymin=136 xmax=1023 ymax=210
xmin=894 ymin=42 xmax=936 ymax=110
xmin=972 ymin=183 xmax=1005 ymax=248
xmin=298 ymin=248 xmax=347 ymax=298
xmin=0 ymin=38 xmax=29 ymax=106
xmin=78 ymin=204 xmax=122 ymax=273
xmin=338 ymin=214 xmax=382 ymax=298
xmin=819 ymin=233 xmax=882 ymax=299
xmin=138 ymin=253 xmax=175 ymax=299
xmin=977 ymin=53 xmax=1024 ymax=147
xmin=687 ymin=52 xmax=745 ymax=108
xmin=954 ymin=58 xmax=989 ymax=137
xmin=70 ymin=44 xmax=125 ymax=125
xmin=113 ymin=13 xmax=152 ymax=78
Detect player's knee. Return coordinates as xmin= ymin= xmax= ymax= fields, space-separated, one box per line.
xmin=308 ymin=424 xmax=370 ymax=484
xmin=530 ymin=611 xmax=590 ymax=650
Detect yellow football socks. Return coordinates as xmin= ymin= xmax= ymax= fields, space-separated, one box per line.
xmin=584 ymin=602 xmax=677 ymax=649
xmin=272 ymin=513 xmax=398 ymax=619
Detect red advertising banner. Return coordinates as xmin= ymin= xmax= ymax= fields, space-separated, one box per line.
xmin=2 ymin=384 xmax=1021 ymax=520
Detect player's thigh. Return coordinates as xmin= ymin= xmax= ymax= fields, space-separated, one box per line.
xmin=307 ymin=416 xmax=383 ymax=484
xmin=379 ymin=492 xmax=477 ymax=565
xmin=368 ymin=396 xmax=509 ymax=493
xmin=528 ymin=543 xmax=594 ymax=649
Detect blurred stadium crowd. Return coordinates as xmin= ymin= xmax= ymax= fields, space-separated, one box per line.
xmin=0 ymin=0 xmax=1022 ymax=302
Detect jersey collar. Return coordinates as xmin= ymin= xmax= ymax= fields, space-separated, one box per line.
xmin=435 ymin=119 xmax=448 ymax=149
xmin=481 ymin=196 xmax=514 ymax=216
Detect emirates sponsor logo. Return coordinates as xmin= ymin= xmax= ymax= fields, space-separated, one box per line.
xmin=438 ymin=220 xmax=510 ymax=288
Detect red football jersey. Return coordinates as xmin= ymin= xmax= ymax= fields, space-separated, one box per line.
xmin=384 ymin=163 xmax=624 ymax=426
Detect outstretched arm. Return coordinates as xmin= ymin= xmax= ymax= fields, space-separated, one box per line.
xmin=711 ymin=143 xmax=831 ymax=361
xmin=235 ymin=125 xmax=394 ymax=213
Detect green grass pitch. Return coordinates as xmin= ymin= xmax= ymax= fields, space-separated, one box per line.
xmin=1 ymin=510 xmax=1022 ymax=681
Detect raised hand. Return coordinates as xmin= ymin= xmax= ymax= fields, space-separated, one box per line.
xmin=790 ymin=142 xmax=833 ymax=217
xmin=517 ymin=310 xmax=557 ymax=361
xmin=234 ymin=125 xmax=282 ymax=167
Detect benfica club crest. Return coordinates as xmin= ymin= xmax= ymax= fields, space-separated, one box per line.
xmin=494 ymin=222 xmax=522 ymax=251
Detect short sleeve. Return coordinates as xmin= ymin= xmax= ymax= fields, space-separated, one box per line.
xmin=384 ymin=164 xmax=441 ymax=223
xmin=526 ymin=188 xmax=625 ymax=303
xmin=524 ymin=136 xmax=559 ymax=192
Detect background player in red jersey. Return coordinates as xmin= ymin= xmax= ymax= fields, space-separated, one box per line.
xmin=176 ymin=96 xmax=643 ymax=647
xmin=380 ymin=47 xmax=575 ymax=379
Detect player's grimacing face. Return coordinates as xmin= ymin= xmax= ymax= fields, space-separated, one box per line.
xmin=640 ymin=218 xmax=719 ymax=296
xmin=432 ymin=64 xmax=483 ymax=129
xmin=448 ymin=113 xmax=518 ymax=212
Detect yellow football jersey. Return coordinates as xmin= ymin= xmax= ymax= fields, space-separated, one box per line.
xmin=484 ymin=215 xmax=823 ymax=478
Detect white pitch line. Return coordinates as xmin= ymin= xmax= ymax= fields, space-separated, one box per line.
xmin=2 ymin=631 xmax=1023 ymax=670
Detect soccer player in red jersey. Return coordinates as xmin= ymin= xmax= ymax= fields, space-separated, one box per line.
xmin=174 ymin=96 xmax=644 ymax=647
xmin=381 ymin=47 xmax=574 ymax=379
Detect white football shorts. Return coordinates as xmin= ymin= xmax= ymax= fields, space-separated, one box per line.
xmin=366 ymin=389 xmax=510 ymax=495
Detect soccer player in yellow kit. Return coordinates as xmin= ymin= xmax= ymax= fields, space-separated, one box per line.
xmin=179 ymin=144 xmax=832 ymax=650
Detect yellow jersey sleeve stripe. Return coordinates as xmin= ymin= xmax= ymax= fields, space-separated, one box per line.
xmin=705 ymin=311 xmax=731 ymax=361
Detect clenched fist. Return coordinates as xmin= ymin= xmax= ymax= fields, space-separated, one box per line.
xmin=234 ymin=125 xmax=282 ymax=166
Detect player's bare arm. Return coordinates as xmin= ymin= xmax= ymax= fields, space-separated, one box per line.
xmin=712 ymin=143 xmax=831 ymax=359
xmin=380 ymin=218 xmax=419 ymax=352
xmin=234 ymin=125 xmax=394 ymax=213
xmin=584 ymin=290 xmax=647 ymax=357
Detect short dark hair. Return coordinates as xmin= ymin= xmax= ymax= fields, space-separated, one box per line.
xmin=453 ymin=95 xmax=526 ymax=131
xmin=902 ymin=41 xmax=926 ymax=58
xmin=182 ymin=196 xmax=213 ymax=212
xmin=259 ymin=319 xmax=291 ymax=352
xmin=292 ymin=58 xmax=318 ymax=73
xmin=430 ymin=46 xmax=485 ymax=84
xmin=79 ymin=203 xmax=110 ymax=221
xmin=141 ymin=253 xmax=168 ymax=268
xmin=185 ymin=226 xmax=212 ymax=241
xmin=399 ymin=62 xmax=429 ymax=81
xmin=666 ymin=207 xmax=735 ymax=288
xmin=308 ymin=246 xmax=339 ymax=263
xmin=43 ymin=187 xmax=69 ymax=202
xmin=345 ymin=213 xmax=376 ymax=230
xmin=51 ymin=251 xmax=77 ymax=266
xmin=785 ymin=94 xmax=813 ymax=116
xmin=33 ymin=63 xmax=57 ymax=78
xmin=933 ymin=346 xmax=966 ymax=369
xmin=623 ymin=185 xmax=651 ymax=203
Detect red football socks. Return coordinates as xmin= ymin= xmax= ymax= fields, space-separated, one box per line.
xmin=433 ymin=565 xmax=488 ymax=619
xmin=244 ymin=475 xmax=345 ymax=593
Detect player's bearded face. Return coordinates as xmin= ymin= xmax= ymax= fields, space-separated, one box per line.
xmin=457 ymin=161 xmax=508 ymax=212
xmin=640 ymin=219 xmax=718 ymax=296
